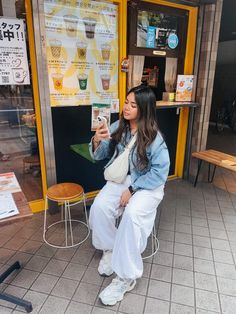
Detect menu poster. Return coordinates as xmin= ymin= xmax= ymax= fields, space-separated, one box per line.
xmin=44 ymin=0 xmax=119 ymax=106
xmin=0 ymin=172 xmax=21 ymax=193
xmin=91 ymin=103 xmax=111 ymax=131
xmin=0 ymin=18 xmax=30 ymax=85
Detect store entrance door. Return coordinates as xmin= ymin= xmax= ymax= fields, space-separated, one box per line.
xmin=0 ymin=0 xmax=46 ymax=210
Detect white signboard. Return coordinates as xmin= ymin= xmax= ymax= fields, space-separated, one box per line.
xmin=0 ymin=18 xmax=30 ymax=85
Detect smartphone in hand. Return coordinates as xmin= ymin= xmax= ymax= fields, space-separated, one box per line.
xmin=97 ymin=116 xmax=107 ymax=127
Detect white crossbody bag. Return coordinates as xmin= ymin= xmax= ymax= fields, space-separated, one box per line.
xmin=104 ymin=134 xmax=137 ymax=184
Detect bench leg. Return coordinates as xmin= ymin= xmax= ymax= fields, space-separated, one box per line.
xmin=194 ymin=160 xmax=202 ymax=187
xmin=208 ymin=164 xmax=217 ymax=183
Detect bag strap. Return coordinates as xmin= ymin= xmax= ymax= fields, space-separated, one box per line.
xmin=126 ymin=133 xmax=137 ymax=150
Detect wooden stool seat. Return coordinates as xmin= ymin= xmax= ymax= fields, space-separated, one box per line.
xmin=43 ymin=182 xmax=90 ymax=249
xmin=47 ymin=183 xmax=83 ymax=201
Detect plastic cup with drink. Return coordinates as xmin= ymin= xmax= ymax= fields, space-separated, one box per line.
xmin=52 ymin=73 xmax=63 ymax=90
xmin=83 ymin=17 xmax=97 ymax=39
xmin=101 ymin=43 xmax=111 ymax=61
xmin=101 ymin=74 xmax=110 ymax=90
xmin=78 ymin=74 xmax=88 ymax=90
xmin=63 ymin=15 xmax=79 ymax=37
xmin=49 ymin=39 xmax=62 ymax=58
xmin=76 ymin=41 xmax=88 ymax=60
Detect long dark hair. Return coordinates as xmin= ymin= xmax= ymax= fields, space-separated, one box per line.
xmin=109 ymin=84 xmax=159 ymax=170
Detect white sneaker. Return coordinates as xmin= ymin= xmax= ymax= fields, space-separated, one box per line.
xmin=99 ymin=276 xmax=136 ymax=306
xmin=98 ymin=250 xmax=113 ymax=277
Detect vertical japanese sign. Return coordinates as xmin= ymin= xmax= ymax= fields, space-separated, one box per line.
xmin=44 ymin=0 xmax=119 ymax=107
xmin=0 ymin=18 xmax=30 ymax=85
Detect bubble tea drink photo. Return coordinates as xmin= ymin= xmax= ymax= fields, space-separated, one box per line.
xmin=101 ymin=74 xmax=110 ymax=90
xmin=101 ymin=43 xmax=111 ymax=61
xmin=52 ymin=73 xmax=63 ymax=90
xmin=76 ymin=41 xmax=87 ymax=60
xmin=83 ymin=17 xmax=97 ymax=39
xmin=49 ymin=39 xmax=62 ymax=59
xmin=63 ymin=15 xmax=79 ymax=37
xmin=78 ymin=74 xmax=88 ymax=90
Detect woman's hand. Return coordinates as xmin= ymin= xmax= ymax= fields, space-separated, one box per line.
xmin=93 ymin=123 xmax=110 ymax=150
xmin=120 ymin=189 xmax=132 ymax=207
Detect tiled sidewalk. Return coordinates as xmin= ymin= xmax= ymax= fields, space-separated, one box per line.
xmin=1 ymin=176 xmax=236 ymax=313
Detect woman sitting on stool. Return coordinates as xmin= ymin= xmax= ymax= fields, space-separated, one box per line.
xmin=89 ymin=84 xmax=170 ymax=306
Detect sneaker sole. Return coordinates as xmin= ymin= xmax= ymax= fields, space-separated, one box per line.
xmin=99 ymin=280 xmax=136 ymax=306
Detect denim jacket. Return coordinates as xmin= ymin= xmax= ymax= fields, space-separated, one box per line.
xmin=89 ymin=120 xmax=170 ymax=191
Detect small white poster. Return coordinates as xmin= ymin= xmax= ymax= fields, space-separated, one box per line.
xmin=0 ymin=18 xmax=30 ymax=85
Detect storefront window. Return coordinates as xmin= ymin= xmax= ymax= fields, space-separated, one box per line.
xmin=0 ymin=0 xmax=43 ymax=201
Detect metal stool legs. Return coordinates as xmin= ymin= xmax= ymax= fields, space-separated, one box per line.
xmin=43 ymin=193 xmax=90 ymax=249
xmin=142 ymin=223 xmax=159 ymax=260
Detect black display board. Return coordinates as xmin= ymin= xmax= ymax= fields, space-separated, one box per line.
xmin=52 ymin=106 xmax=178 ymax=192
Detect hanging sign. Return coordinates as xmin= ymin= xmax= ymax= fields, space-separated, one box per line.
xmin=44 ymin=0 xmax=119 ymax=107
xmin=0 ymin=18 xmax=30 ymax=85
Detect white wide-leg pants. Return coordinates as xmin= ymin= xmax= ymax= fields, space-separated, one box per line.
xmin=89 ymin=176 xmax=164 ymax=280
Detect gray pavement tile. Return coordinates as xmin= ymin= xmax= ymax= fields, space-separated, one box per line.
xmin=193 ymin=235 xmax=211 ymax=248
xmin=207 ymin=213 xmax=223 ymax=221
xmin=35 ymin=244 xmax=57 ymax=258
xmin=230 ymin=241 xmax=236 ymax=253
xmin=143 ymin=262 xmax=151 ymax=278
xmin=170 ymin=303 xmax=195 ymax=314
xmin=53 ymin=247 xmax=77 ymax=262
xmin=217 ymin=277 xmax=236 ymax=296
xmin=42 ymin=259 xmax=68 ymax=276
xmin=225 ymin=222 xmax=236 ymax=232
xmin=208 ymin=220 xmax=226 ymax=230
xmin=192 ymin=218 xmax=208 ymax=228
xmin=3 ymin=235 xmax=27 ymax=251
xmin=209 ymin=228 xmax=228 ymax=240
xmin=193 ymin=246 xmax=213 ymax=261
xmin=191 ymin=211 xmax=207 ymax=219
xmin=39 ymin=295 xmax=69 ymax=314
xmin=175 ymin=223 xmax=192 ymax=234
xmin=0 ymin=305 xmax=13 ymax=313
xmin=65 ymin=301 xmax=92 ymax=314
xmin=15 ymin=290 xmax=48 ymax=313
xmin=30 ymin=273 xmax=59 ymax=294
xmin=194 ymin=258 xmax=215 ymax=275
xmin=144 ymin=297 xmax=169 ymax=314
xmin=174 ymin=243 xmax=193 ymax=257
xmin=192 ymin=226 xmax=210 ymax=237
xmin=196 ymin=289 xmax=220 ymax=312
xmin=0 ymin=248 xmax=17 ymax=264
xmin=227 ymin=231 xmax=236 ymax=241
xmin=147 ymin=279 xmax=171 ymax=301
xmin=6 ymin=252 xmax=32 ymax=267
xmin=194 ymin=273 xmax=218 ymax=292
xmin=213 ymin=249 xmax=234 ymax=264
xmin=89 ymin=251 xmax=102 ymax=268
xmin=173 ymin=255 xmax=193 ymax=271
xmin=158 ymin=230 xmax=175 ymax=242
xmin=71 ymin=249 xmax=94 ymax=265
xmin=150 ymin=264 xmax=172 ymax=282
xmin=153 ymin=251 xmax=173 ymax=267
xmin=211 ymin=238 xmax=231 ymax=251
xmin=171 ymin=284 xmax=194 ymax=307
xmin=11 ymin=269 xmax=39 ymax=289
xmin=19 ymin=240 xmax=43 ymax=255
xmin=51 ymin=277 xmax=78 ymax=299
xmin=24 ymin=255 xmax=50 ymax=272
xmin=82 ymin=267 xmax=104 ymax=286
xmin=159 ymin=240 xmax=174 ymax=253
xmin=118 ymin=292 xmax=145 ymax=314
xmin=175 ymin=232 xmax=192 ymax=245
xmin=159 ymin=221 xmax=175 ymax=232
xmin=62 ymin=262 xmax=87 ymax=281
xmin=172 ymin=268 xmax=194 ymax=287
xmin=223 ymin=214 xmax=236 ymax=224
xmin=220 ymin=294 xmax=236 ymax=314
xmin=215 ymin=262 xmax=236 ymax=279
xmin=73 ymin=282 xmax=100 ymax=305
xmin=132 ymin=277 xmax=148 ymax=295
xmin=176 ymin=215 xmax=191 ymax=225
xmin=196 ymin=309 xmax=220 ymax=314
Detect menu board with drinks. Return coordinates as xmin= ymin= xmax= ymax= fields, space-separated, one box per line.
xmin=44 ymin=0 xmax=119 ymax=106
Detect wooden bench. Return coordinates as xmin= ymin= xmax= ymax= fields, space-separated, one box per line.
xmin=192 ymin=149 xmax=236 ymax=187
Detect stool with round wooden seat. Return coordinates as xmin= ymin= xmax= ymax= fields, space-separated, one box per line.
xmin=43 ymin=182 xmax=90 ymax=249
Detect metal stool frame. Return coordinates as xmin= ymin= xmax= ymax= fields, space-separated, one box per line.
xmin=43 ymin=192 xmax=90 ymax=249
